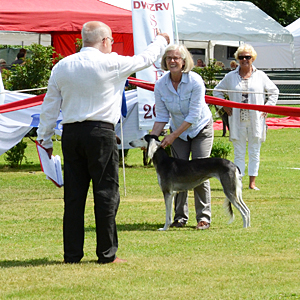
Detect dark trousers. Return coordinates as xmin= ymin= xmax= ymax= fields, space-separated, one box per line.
xmin=62 ymin=121 xmax=120 ymax=263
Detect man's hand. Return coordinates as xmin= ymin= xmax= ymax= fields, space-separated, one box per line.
xmin=38 ymin=140 xmax=53 ymax=159
xmin=45 ymin=148 xmax=53 ymax=159
xmin=156 ymin=28 xmax=170 ymax=44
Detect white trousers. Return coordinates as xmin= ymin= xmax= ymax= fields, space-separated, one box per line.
xmin=231 ymin=120 xmax=262 ymax=177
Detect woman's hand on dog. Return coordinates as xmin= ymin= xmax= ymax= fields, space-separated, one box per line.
xmin=161 ymin=134 xmax=176 ymax=148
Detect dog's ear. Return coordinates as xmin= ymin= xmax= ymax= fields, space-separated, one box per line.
xmin=147 ymin=138 xmax=161 ymax=159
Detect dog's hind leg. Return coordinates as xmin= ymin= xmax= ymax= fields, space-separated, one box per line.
xmin=234 ymin=172 xmax=251 ymax=228
xmin=220 ymin=168 xmax=250 ymax=228
xmin=158 ymin=192 xmax=175 ymax=231
xmin=236 ymin=193 xmax=251 ymax=228
xmin=226 ymin=194 xmax=250 ymax=228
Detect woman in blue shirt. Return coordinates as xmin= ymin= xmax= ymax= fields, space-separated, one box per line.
xmin=151 ymin=44 xmax=213 ymax=230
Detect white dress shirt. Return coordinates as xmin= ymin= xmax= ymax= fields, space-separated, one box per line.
xmin=154 ymin=71 xmax=212 ymax=141
xmin=37 ymin=36 xmax=167 ymax=148
xmin=213 ymin=65 xmax=279 ymax=141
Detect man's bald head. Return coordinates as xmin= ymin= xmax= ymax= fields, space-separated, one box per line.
xmin=82 ymin=21 xmax=111 ymax=48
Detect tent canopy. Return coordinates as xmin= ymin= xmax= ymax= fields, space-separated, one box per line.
xmin=172 ymin=0 xmax=295 ymax=69
xmin=176 ymin=0 xmax=294 ymax=44
xmin=0 ymin=0 xmax=132 ymax=33
xmin=0 ymin=0 xmax=134 ymax=57
xmin=286 ymin=18 xmax=300 ymax=68
xmin=244 ymin=14 xmax=300 ymax=69
xmin=0 ymin=0 xmax=295 ymax=65
xmin=286 ymin=18 xmax=300 ymax=37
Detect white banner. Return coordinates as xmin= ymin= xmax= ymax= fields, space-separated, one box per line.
xmin=0 ymin=93 xmax=63 ymax=156
xmin=0 ymin=90 xmax=145 ymax=156
xmin=132 ymin=0 xmax=174 ymax=130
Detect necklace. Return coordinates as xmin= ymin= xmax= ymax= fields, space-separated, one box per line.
xmin=239 ymin=68 xmax=253 ymax=79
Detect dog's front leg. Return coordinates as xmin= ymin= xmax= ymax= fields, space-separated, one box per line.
xmin=158 ymin=192 xmax=174 ymax=231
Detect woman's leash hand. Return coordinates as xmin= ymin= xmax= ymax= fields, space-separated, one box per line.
xmin=261 ymin=112 xmax=268 ymax=118
xmin=161 ymin=134 xmax=176 ymax=149
xmin=223 ymin=106 xmax=232 ymax=116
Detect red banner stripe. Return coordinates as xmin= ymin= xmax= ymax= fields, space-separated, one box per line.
xmin=1 ymin=79 xmax=300 ymax=118
xmin=0 ymin=94 xmax=45 ymax=114
xmin=128 ymin=78 xmax=300 ymax=118
xmin=205 ymin=95 xmax=300 ymax=117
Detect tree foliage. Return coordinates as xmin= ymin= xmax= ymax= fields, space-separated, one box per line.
xmin=4 ymin=139 xmax=29 ymax=168
xmin=1 ymin=44 xmax=62 ymax=166
xmin=192 ymin=59 xmax=223 ymax=95
xmin=226 ymin=0 xmax=300 ymax=26
xmin=2 ymin=44 xmax=61 ymax=95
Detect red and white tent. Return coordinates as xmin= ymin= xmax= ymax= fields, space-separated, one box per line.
xmin=0 ymin=0 xmax=134 ymax=57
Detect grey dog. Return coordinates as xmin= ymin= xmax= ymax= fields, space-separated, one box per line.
xmin=129 ymin=134 xmax=250 ymax=231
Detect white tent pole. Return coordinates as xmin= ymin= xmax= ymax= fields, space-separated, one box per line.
xmin=290 ymin=40 xmax=296 ymax=68
xmin=172 ymin=0 xmax=179 ymax=44
xmin=208 ymin=40 xmax=213 ymax=62
xmin=120 ymin=116 xmax=126 ymax=196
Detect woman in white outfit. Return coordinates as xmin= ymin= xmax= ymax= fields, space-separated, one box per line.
xmin=213 ymin=44 xmax=279 ymax=190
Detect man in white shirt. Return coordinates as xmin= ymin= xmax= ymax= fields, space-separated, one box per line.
xmin=37 ymin=21 xmax=169 ymax=264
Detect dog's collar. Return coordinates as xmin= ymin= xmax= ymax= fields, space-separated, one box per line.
xmin=144 ymin=134 xmax=160 ymax=142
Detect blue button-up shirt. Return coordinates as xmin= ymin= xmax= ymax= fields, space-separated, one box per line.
xmin=154 ymin=71 xmax=212 ymax=141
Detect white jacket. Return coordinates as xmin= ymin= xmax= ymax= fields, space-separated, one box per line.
xmin=213 ymin=65 xmax=279 ymax=141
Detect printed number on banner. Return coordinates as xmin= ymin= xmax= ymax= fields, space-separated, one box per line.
xmin=144 ymin=104 xmax=156 ymax=119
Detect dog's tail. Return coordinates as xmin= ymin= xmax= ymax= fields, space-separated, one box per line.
xmin=223 ymin=167 xmax=241 ymax=224
xmin=223 ymin=198 xmax=235 ymax=224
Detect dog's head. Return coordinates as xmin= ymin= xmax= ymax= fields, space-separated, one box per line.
xmin=129 ymin=134 xmax=161 ymax=160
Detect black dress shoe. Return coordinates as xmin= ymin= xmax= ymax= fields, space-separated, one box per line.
xmin=63 ymin=260 xmax=80 ymax=264
xmin=170 ymin=220 xmax=186 ymax=228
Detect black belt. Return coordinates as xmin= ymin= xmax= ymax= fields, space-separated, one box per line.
xmin=64 ymin=120 xmax=114 ymax=130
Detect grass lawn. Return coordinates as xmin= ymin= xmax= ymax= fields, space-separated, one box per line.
xmin=0 ymin=128 xmax=300 ymax=299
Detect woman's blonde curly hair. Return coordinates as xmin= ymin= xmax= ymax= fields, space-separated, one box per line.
xmin=234 ymin=44 xmax=257 ymax=61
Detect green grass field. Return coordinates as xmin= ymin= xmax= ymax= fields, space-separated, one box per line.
xmin=0 ymin=128 xmax=300 ymax=299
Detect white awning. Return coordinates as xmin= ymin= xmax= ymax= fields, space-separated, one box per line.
xmin=0 ymin=31 xmax=51 ymax=46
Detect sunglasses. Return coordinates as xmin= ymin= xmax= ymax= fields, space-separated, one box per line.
xmin=238 ymin=55 xmax=252 ymax=60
